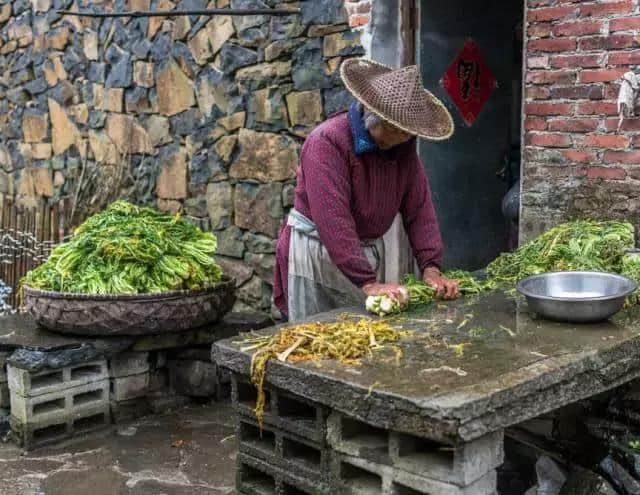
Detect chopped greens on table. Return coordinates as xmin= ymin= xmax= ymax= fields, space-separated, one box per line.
xmin=21 ymin=201 xmax=223 ymax=295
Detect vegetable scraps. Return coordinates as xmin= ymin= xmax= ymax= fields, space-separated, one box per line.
xmin=22 ymin=201 xmax=223 ymax=295
xmin=239 ymin=317 xmax=408 ymax=427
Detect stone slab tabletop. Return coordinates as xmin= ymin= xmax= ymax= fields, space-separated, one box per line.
xmin=0 ymin=311 xmax=271 ymax=371
xmin=214 ymin=291 xmax=640 ymax=444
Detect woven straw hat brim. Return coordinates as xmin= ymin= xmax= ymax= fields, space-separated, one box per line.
xmin=341 ymin=58 xmax=454 ymax=141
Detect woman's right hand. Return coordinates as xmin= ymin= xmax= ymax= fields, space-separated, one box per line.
xmin=362 ymin=282 xmax=410 ymax=307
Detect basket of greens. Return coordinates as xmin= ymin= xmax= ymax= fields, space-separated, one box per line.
xmin=21 ymin=201 xmax=235 ymax=336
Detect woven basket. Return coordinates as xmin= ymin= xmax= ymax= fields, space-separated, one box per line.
xmin=22 ymin=276 xmax=236 ymax=336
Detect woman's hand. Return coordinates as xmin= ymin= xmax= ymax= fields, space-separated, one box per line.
xmin=423 ymin=267 xmax=459 ymax=300
xmin=362 ymin=282 xmax=410 ymax=307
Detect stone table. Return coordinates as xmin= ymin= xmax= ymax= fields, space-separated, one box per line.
xmin=213 ymin=291 xmax=640 ymax=495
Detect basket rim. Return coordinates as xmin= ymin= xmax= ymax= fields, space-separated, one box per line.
xmin=22 ymin=275 xmax=235 ymax=302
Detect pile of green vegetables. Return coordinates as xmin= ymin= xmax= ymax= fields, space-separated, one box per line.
xmin=22 ymin=201 xmax=223 ymax=295
xmin=366 ymin=220 xmax=640 ymax=316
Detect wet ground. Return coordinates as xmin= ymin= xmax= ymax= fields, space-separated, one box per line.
xmin=0 ymin=401 xmax=237 ymax=494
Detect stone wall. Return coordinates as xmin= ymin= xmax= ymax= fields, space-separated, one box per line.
xmin=522 ymin=0 xmax=640 ymax=242
xmin=0 ymin=0 xmax=367 ymax=316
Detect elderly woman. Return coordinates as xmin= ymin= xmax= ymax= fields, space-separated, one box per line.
xmin=274 ymin=59 xmax=459 ymax=321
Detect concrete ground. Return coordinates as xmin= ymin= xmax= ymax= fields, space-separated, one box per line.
xmin=0 ymin=401 xmax=237 ymax=495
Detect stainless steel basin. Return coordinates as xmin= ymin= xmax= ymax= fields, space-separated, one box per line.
xmin=516 ymin=271 xmax=637 ymax=323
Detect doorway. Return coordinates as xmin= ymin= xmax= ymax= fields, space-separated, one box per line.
xmin=417 ymin=0 xmax=524 ymax=270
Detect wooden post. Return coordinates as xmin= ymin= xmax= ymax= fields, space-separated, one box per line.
xmin=400 ymin=0 xmax=416 ymax=66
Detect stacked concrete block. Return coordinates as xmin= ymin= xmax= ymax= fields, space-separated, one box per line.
xmin=328 ymin=412 xmax=502 ymax=495
xmin=169 ymin=346 xmax=228 ymax=399
xmin=108 ymin=352 xmax=151 ymax=422
xmin=8 ymin=360 xmax=110 ymax=449
xmin=232 ymin=374 xmax=332 ymax=495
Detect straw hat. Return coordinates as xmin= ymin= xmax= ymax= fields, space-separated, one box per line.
xmin=340 ymin=58 xmax=454 ymax=141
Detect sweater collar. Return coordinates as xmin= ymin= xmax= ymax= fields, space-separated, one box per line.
xmin=348 ymin=102 xmax=378 ymax=155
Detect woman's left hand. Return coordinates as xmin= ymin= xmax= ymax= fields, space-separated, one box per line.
xmin=423 ymin=267 xmax=459 ymax=300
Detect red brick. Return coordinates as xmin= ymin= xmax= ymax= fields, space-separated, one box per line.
xmin=579 ymin=68 xmax=628 ymax=83
xmin=584 ymin=167 xmax=627 ymax=180
xmin=528 ymin=23 xmax=552 ymax=38
xmin=603 ymin=151 xmax=640 ymax=163
xmin=552 ymin=20 xmax=602 ymax=37
xmin=528 ymin=0 xmax=553 ymax=6
xmin=526 ymin=86 xmax=551 ymax=99
xmin=549 ymin=85 xmax=603 ymax=100
xmin=580 ymin=134 xmax=630 ymax=149
xmin=526 ymin=70 xmax=576 ymax=84
xmin=605 ymin=84 xmax=621 ymax=99
xmin=529 ymin=6 xmax=578 ymax=21
xmin=528 ymin=56 xmax=549 ymax=69
xmin=525 ymin=117 xmax=549 ymax=131
xmin=580 ymin=1 xmax=634 ymax=18
xmin=610 ymin=16 xmax=640 ymax=31
xmin=563 ymin=150 xmax=598 ymax=163
xmin=606 ymin=35 xmax=640 ymax=49
xmin=526 ymin=102 xmax=574 ymax=116
xmin=577 ymin=102 xmax=618 ymax=115
xmin=609 ymin=51 xmax=640 ymax=65
xmin=549 ymin=54 xmax=602 ymax=69
xmin=579 ymin=36 xmax=606 ymax=51
xmin=527 ymin=133 xmax=573 ymax=148
xmin=605 ymin=118 xmax=640 ymax=131
xmin=528 ymin=38 xmax=577 ymax=53
xmin=631 ymin=135 xmax=640 ymax=147
xmin=548 ymin=119 xmax=599 ymax=133
xmin=349 ymin=14 xmax=369 ymax=27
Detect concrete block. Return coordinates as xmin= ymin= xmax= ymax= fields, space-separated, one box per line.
xmin=328 ymin=412 xmax=390 ymax=465
xmin=334 ymin=454 xmax=497 ymax=495
xmin=169 ymin=360 xmax=218 ymax=397
xmin=10 ymin=379 xmax=109 ymax=424
xmin=148 ymin=368 xmax=169 ymax=393
xmin=0 ymin=382 xmax=9 ymax=409
xmin=149 ymin=351 xmax=167 ymax=369
xmin=108 ymin=352 xmax=149 ymax=378
xmin=110 ymin=372 xmax=149 ymax=401
xmin=110 ymin=397 xmax=151 ymax=423
xmin=232 ymin=374 xmax=327 ymax=444
xmin=8 ymin=361 xmax=108 ymax=397
xmin=171 ymin=346 xmax=211 ymax=361
xmin=389 ymin=430 xmax=504 ymax=487
xmin=10 ymin=403 xmax=111 ymax=450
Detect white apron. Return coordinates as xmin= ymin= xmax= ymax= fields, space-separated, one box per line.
xmin=286 ymin=209 xmax=416 ymax=322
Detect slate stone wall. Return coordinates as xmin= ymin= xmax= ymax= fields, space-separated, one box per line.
xmin=522 ymin=0 xmax=640 ymax=243
xmin=0 ymin=0 xmax=366 ymax=316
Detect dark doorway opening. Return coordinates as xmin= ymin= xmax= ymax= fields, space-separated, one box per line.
xmin=417 ymin=0 xmax=523 ymax=270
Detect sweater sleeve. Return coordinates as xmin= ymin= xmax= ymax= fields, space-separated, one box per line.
xmin=400 ymin=153 xmax=444 ymax=272
xmin=302 ymin=133 xmax=378 ymax=287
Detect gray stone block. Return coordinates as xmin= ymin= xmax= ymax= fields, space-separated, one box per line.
xmin=10 ymin=380 xmax=109 ymax=424
xmin=110 ymin=397 xmax=151 ymax=423
xmin=108 ymin=352 xmax=149 ymax=378
xmin=171 ymin=347 xmax=212 ymax=362
xmin=110 ymin=372 xmax=149 ymax=401
xmin=8 ymin=361 xmax=108 ymax=398
xmin=169 ymin=360 xmax=218 ymax=397
xmin=148 ymin=395 xmax=191 ymax=414
xmin=0 ymin=382 xmax=9 ymax=409
xmin=10 ymin=403 xmax=111 ymax=450
xmin=148 ymin=368 xmax=169 ymax=394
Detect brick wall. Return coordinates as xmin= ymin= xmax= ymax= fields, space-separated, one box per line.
xmin=522 ymin=0 xmax=640 ymax=241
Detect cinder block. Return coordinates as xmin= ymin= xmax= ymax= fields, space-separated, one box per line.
xmin=232 ymin=374 xmax=328 ymax=444
xmin=10 ymin=403 xmax=111 ymax=450
xmin=148 ymin=368 xmax=169 ymax=394
xmin=8 ymin=361 xmax=108 ymax=397
xmin=388 ymin=430 xmax=504 ymax=487
xmin=10 ymin=380 xmax=109 ymax=424
xmin=334 ymin=454 xmax=497 ymax=495
xmin=328 ymin=412 xmax=390 ymax=465
xmin=147 ymin=395 xmax=190 ymax=414
xmin=110 ymin=397 xmax=151 ymax=423
xmin=0 ymin=382 xmax=9 ymax=409
xmin=110 ymin=372 xmax=149 ymax=401
xmin=108 ymin=352 xmax=149 ymax=378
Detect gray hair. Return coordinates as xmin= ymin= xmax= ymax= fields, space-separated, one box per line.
xmin=363 ymin=109 xmax=383 ymax=130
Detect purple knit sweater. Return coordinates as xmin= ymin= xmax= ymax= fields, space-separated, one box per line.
xmin=273 ymin=112 xmax=444 ymax=315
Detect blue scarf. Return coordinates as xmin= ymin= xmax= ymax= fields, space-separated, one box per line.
xmin=348 ymin=102 xmax=378 ymax=155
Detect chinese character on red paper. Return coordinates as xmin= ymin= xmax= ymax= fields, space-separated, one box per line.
xmin=441 ymin=39 xmax=498 ymax=127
